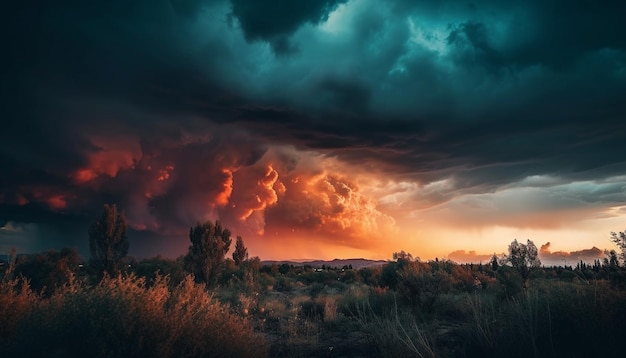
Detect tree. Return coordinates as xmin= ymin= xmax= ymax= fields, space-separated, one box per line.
xmin=393 ymin=251 xmax=414 ymax=262
xmin=608 ymin=249 xmax=619 ymax=269
xmin=490 ymin=254 xmax=499 ymax=271
xmin=505 ymin=239 xmax=541 ymax=289
xmin=610 ymin=231 xmax=626 ymax=266
xmin=184 ymin=220 xmax=232 ymax=286
xmin=278 ymin=263 xmax=290 ymax=275
xmin=232 ymin=236 xmax=248 ymax=266
xmin=88 ymin=204 xmax=129 ymax=276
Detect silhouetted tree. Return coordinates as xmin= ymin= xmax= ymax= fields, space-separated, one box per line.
xmin=232 ymin=236 xmax=248 ymax=266
xmin=608 ymin=249 xmax=619 ymax=269
xmin=610 ymin=231 xmax=626 ymax=266
xmin=278 ymin=263 xmax=291 ymax=275
xmin=505 ymin=239 xmax=541 ymax=289
xmin=184 ymin=220 xmax=232 ymax=286
xmin=490 ymin=254 xmax=499 ymax=271
xmin=393 ymin=251 xmax=414 ymax=262
xmin=88 ymin=204 xmax=129 ymax=276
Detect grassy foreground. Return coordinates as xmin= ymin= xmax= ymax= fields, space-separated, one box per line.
xmin=2 ymin=254 xmax=626 ymax=357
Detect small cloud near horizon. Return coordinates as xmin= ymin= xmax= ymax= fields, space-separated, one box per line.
xmin=447 ymin=242 xmax=606 ymax=266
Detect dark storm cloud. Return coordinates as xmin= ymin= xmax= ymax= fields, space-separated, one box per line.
xmin=4 ymin=1 xmax=191 ymax=171
xmin=507 ymin=0 xmax=626 ymax=69
xmin=220 ymin=0 xmax=626 ymax=190
xmin=392 ymin=0 xmax=626 ymax=69
xmin=3 ymin=0 xmax=626 ymax=254
xmin=229 ymin=0 xmax=347 ymax=52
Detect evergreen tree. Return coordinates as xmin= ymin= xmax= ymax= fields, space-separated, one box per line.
xmin=232 ymin=236 xmax=248 ymax=266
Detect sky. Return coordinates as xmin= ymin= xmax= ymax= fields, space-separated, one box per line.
xmin=2 ymin=0 xmax=626 ymax=264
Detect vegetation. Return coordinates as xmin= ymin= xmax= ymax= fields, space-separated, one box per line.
xmin=2 ymin=221 xmax=626 ymax=357
xmin=88 ymin=204 xmax=129 ymax=276
xmin=0 ymin=274 xmax=267 ymax=357
xmin=505 ymin=239 xmax=541 ymax=289
xmin=232 ymin=235 xmax=249 ymax=266
xmin=610 ymin=230 xmax=626 ymax=264
xmin=184 ymin=220 xmax=232 ymax=286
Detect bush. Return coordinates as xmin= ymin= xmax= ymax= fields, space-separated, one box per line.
xmin=273 ymin=276 xmax=293 ymax=292
xmin=0 ymin=276 xmax=37 ymax=341
xmin=2 ymin=274 xmax=269 ymax=358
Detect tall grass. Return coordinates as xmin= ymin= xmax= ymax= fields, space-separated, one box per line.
xmin=354 ymin=297 xmax=436 ymax=358
xmin=463 ymin=280 xmax=626 ymax=358
xmin=0 ymin=276 xmax=37 ymax=341
xmin=466 ymin=292 xmax=500 ymax=352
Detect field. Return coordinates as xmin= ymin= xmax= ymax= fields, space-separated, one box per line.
xmin=2 ymin=252 xmax=626 ymax=357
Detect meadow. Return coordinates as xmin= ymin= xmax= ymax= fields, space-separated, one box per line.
xmin=2 ymin=250 xmax=626 ymax=357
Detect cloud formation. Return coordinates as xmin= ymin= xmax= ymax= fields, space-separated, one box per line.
xmin=230 ymin=0 xmax=347 ymax=53
xmin=2 ymin=0 xmax=626 ymax=258
xmin=447 ymin=242 xmax=605 ymax=266
xmin=447 ymin=250 xmax=496 ymax=264
xmin=539 ymin=242 xmax=605 ymax=266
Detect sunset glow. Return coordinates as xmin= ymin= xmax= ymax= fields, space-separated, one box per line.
xmin=2 ymin=0 xmax=625 ymax=265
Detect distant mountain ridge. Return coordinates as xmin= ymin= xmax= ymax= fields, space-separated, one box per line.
xmin=260 ymin=258 xmax=387 ymax=269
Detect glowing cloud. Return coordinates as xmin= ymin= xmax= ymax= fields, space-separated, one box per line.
xmin=72 ymin=137 xmax=141 ymax=184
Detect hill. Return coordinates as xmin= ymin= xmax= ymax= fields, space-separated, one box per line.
xmin=261 ymin=258 xmax=386 ymax=269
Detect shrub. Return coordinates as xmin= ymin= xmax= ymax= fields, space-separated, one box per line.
xmin=273 ymin=276 xmax=293 ymax=292
xmin=0 ymin=276 xmax=37 ymax=341
xmin=3 ymin=274 xmax=268 ymax=358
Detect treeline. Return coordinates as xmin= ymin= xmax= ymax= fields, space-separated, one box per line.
xmin=3 ymin=205 xmax=626 ymax=298
xmin=3 ymin=239 xmax=626 ymax=300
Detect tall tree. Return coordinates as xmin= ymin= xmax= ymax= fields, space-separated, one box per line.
xmin=88 ymin=204 xmax=129 ymax=276
xmin=609 ymin=231 xmax=626 ymax=266
xmin=184 ymin=220 xmax=232 ymax=286
xmin=505 ymin=239 xmax=541 ymax=289
xmin=232 ymin=236 xmax=248 ymax=266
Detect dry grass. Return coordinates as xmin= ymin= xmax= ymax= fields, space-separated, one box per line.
xmin=355 ymin=297 xmax=436 ymax=358
xmin=1 ymin=274 xmax=269 ymax=358
xmin=0 ymin=276 xmax=37 ymax=340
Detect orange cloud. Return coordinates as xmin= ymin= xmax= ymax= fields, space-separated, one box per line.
xmin=45 ymin=195 xmax=68 ymax=210
xmin=16 ymin=186 xmax=73 ymax=211
xmin=224 ymin=164 xmax=285 ymax=235
xmin=72 ymin=136 xmax=141 ymax=184
xmin=190 ymin=146 xmax=402 ymax=250
xmin=106 ymin=129 xmax=268 ymax=234
xmin=447 ymin=250 xmax=497 ymax=263
xmin=264 ymin=170 xmax=397 ymax=247
xmin=215 ymin=169 xmax=234 ymax=206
